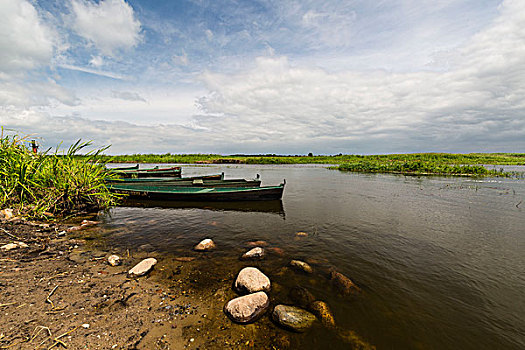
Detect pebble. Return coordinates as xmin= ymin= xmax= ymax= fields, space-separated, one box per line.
xmin=224 ymin=291 xmax=269 ymax=323
xmin=128 ymin=258 xmax=158 ymax=277
xmin=0 ymin=209 xmax=14 ymax=220
xmin=289 ymin=260 xmax=313 ymax=274
xmin=241 ymin=247 xmax=265 ymax=260
xmin=194 ymin=238 xmax=216 ymax=251
xmin=272 ymin=305 xmax=316 ymax=332
xmin=234 ymin=267 xmax=271 ymax=294
xmin=1 ymin=242 xmax=29 ymax=251
xmin=107 ymin=255 xmax=121 ymax=266
xmin=82 ymin=324 xmax=90 ymax=329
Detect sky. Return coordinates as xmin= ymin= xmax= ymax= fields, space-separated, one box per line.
xmin=1 ymin=0 xmax=524 ymax=155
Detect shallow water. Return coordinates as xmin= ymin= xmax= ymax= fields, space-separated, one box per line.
xmin=101 ymin=164 xmax=525 ymax=349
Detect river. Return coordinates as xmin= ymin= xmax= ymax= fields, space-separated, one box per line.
xmin=100 ymin=164 xmax=525 ymax=349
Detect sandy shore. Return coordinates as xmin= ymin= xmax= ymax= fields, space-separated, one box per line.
xmin=0 ymin=218 xmax=290 ymax=350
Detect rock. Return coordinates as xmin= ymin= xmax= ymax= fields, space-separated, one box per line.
xmin=289 ymin=286 xmax=315 ymax=309
xmin=330 ymin=270 xmax=361 ymax=295
xmin=337 ymin=329 xmax=376 ymax=350
xmin=107 ymin=255 xmax=121 ymax=266
xmin=1 ymin=209 xmax=14 ymax=220
xmin=81 ymin=220 xmax=99 ymax=227
xmin=241 ymin=247 xmax=265 ymax=260
xmin=272 ymin=305 xmax=316 ymax=332
xmin=223 ymin=291 xmax=269 ymax=323
xmin=246 ymin=240 xmax=268 ymax=247
xmin=194 ymin=238 xmax=216 ymax=251
xmin=289 ymin=260 xmax=313 ymax=274
xmin=67 ymin=226 xmax=83 ymax=232
xmin=1 ymin=242 xmax=29 ymax=251
xmin=234 ymin=267 xmax=271 ymax=294
xmin=174 ymin=257 xmax=196 ymax=262
xmin=128 ymin=258 xmax=157 ymax=277
xmin=295 ymin=231 xmax=308 ymax=237
xmin=310 ymin=301 xmax=336 ymax=329
xmin=267 ymin=247 xmax=285 ymax=256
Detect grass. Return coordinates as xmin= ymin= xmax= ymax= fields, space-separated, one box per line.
xmin=95 ymin=152 xmax=525 ymax=166
xmin=0 ymin=131 xmax=120 ymax=219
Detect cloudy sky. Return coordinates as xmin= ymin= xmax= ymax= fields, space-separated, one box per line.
xmin=1 ymin=0 xmax=524 ymax=154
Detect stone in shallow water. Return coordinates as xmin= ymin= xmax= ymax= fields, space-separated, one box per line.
xmin=289 ymin=286 xmax=316 ymax=309
xmin=310 ymin=301 xmax=336 ymax=329
xmin=289 ymin=260 xmax=313 ymax=274
xmin=128 ymin=258 xmax=157 ymax=277
xmin=330 ymin=270 xmax=361 ymax=295
xmin=194 ymin=238 xmax=216 ymax=251
xmin=234 ymin=267 xmax=271 ymax=294
xmin=107 ymin=255 xmax=121 ymax=266
xmin=224 ymin=291 xmax=269 ymax=323
xmin=241 ymin=247 xmax=265 ymax=260
xmin=272 ymin=305 xmax=316 ymax=332
xmin=246 ymin=240 xmax=268 ymax=247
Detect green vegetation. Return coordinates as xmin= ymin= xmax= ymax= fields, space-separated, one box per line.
xmin=0 ymin=132 xmax=120 ymax=219
xmin=97 ymin=152 xmax=525 ymax=166
xmin=91 ymin=152 xmax=525 ymax=177
xmin=337 ymin=160 xmax=506 ymax=176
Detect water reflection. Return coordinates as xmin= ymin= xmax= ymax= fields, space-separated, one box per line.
xmin=120 ymin=198 xmax=285 ymax=217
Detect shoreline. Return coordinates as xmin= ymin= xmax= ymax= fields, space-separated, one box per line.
xmin=0 ymin=218 xmax=293 ymax=349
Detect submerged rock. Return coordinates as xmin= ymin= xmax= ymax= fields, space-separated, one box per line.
xmin=224 ymin=291 xmax=269 ymax=323
xmin=289 ymin=260 xmax=313 ymax=274
xmin=337 ymin=329 xmax=376 ymax=350
xmin=267 ymin=247 xmax=285 ymax=256
xmin=330 ymin=270 xmax=361 ymax=295
xmin=241 ymin=247 xmax=265 ymax=260
xmin=194 ymin=238 xmax=216 ymax=251
xmin=289 ymin=286 xmax=316 ymax=309
xmin=174 ymin=256 xmax=196 ymax=262
xmin=107 ymin=255 xmax=121 ymax=266
xmin=128 ymin=258 xmax=157 ymax=277
xmin=310 ymin=301 xmax=336 ymax=329
xmin=234 ymin=267 xmax=271 ymax=294
xmin=295 ymin=231 xmax=308 ymax=237
xmin=272 ymin=305 xmax=316 ymax=332
xmin=246 ymin=240 xmax=268 ymax=247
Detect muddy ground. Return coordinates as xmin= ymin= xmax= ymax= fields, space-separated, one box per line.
xmin=0 ymin=218 xmax=294 ymax=350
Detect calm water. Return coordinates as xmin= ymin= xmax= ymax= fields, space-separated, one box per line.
xmin=101 ymin=164 xmax=525 ymax=349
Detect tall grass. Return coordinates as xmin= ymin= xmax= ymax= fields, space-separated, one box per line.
xmin=0 ymin=132 xmax=120 ymax=219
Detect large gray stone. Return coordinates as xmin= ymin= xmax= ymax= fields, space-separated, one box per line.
xmin=128 ymin=258 xmax=157 ymax=277
xmin=234 ymin=267 xmax=271 ymax=294
xmin=224 ymin=291 xmax=269 ymax=323
xmin=272 ymin=305 xmax=316 ymax=332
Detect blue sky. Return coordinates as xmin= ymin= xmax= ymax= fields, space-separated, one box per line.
xmin=1 ymin=0 xmax=523 ymax=154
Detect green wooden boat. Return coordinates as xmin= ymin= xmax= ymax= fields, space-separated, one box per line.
xmin=106 ymin=173 xmax=261 ymax=188
xmin=108 ymin=181 xmax=285 ymax=201
xmin=110 ymin=166 xmax=182 ymax=178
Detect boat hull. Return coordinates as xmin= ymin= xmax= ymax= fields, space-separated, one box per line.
xmin=109 ymin=184 xmax=284 ymax=201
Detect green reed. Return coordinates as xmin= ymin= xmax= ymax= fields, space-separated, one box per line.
xmin=0 ymin=132 xmax=120 ymax=219
xmin=337 ymin=159 xmax=508 ymax=177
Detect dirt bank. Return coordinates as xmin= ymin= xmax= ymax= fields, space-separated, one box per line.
xmin=0 ymin=218 xmax=290 ymax=350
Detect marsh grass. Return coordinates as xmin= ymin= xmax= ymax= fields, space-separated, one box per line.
xmin=336 ymin=160 xmax=507 ymax=177
xmin=0 ymin=131 xmax=120 ymax=219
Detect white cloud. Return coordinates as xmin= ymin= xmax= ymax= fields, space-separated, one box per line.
xmin=0 ymin=0 xmax=54 ymax=74
xmin=172 ymin=50 xmax=189 ymax=66
xmin=89 ymin=55 xmax=104 ymax=67
xmin=69 ymin=0 xmax=142 ymax=57
xmin=111 ymin=90 xmax=147 ymax=102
